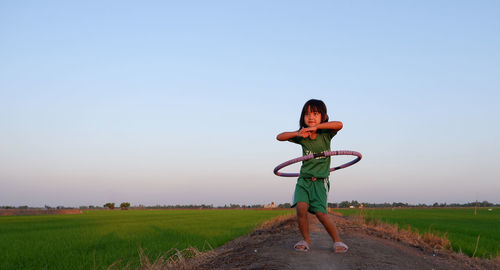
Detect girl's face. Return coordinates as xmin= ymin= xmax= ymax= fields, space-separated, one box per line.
xmin=304 ymin=107 xmax=322 ymax=127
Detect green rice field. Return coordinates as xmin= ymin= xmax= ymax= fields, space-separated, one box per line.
xmin=0 ymin=209 xmax=293 ymax=270
xmin=334 ymin=207 xmax=500 ymax=259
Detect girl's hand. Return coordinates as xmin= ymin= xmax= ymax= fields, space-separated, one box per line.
xmin=302 ymin=127 xmax=317 ymax=133
xmin=298 ymin=127 xmax=317 ymax=138
xmin=297 ymin=129 xmax=309 ymax=138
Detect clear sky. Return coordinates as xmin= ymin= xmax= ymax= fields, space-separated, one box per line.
xmin=1 ymin=1 xmax=499 ymax=207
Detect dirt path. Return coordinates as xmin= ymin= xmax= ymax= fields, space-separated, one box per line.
xmin=189 ymin=214 xmax=497 ymax=270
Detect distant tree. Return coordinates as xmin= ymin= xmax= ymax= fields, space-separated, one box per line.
xmin=104 ymin=203 xmax=115 ymax=209
xmin=339 ymin=201 xmax=350 ymax=208
xmin=392 ymin=202 xmax=408 ymax=208
xmin=278 ymin=203 xmax=291 ymax=208
xmin=381 ymin=202 xmax=391 ymax=208
xmin=362 ymin=202 xmax=376 ymax=208
xmin=327 ymin=203 xmax=337 ymax=208
xmin=350 ymin=200 xmax=360 ymax=207
xmin=480 ymin=201 xmax=493 ymax=207
xmin=120 ymin=202 xmax=130 ymax=210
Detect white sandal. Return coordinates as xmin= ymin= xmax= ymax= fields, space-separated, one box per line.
xmin=333 ymin=241 xmax=348 ymax=253
xmin=294 ymin=240 xmax=310 ymax=252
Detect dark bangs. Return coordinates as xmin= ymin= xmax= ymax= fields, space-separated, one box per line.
xmin=299 ymin=99 xmax=329 ymax=128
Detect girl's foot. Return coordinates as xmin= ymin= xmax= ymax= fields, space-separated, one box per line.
xmin=333 ymin=241 xmax=348 ymax=253
xmin=294 ymin=240 xmax=310 ymax=251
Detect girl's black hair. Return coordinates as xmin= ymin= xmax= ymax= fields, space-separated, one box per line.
xmin=299 ymin=99 xmax=329 ymax=129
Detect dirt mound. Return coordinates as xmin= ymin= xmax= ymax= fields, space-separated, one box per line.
xmin=0 ymin=209 xmax=82 ymax=216
xmin=186 ymin=213 xmax=498 ymax=270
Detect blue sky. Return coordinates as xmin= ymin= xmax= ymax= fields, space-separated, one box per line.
xmin=1 ymin=1 xmax=499 ymax=207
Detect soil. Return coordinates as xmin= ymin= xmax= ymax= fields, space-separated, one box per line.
xmin=187 ymin=213 xmax=498 ymax=270
xmin=0 ymin=209 xmax=82 ymax=216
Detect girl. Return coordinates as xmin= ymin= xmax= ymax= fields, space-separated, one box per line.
xmin=276 ymin=99 xmax=348 ymax=253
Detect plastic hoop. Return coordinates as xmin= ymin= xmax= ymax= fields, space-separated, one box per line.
xmin=273 ymin=150 xmax=362 ymax=177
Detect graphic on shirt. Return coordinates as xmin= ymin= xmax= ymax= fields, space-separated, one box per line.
xmin=304 ymin=149 xmax=327 ymax=160
xmin=288 ymin=129 xmax=337 ymax=178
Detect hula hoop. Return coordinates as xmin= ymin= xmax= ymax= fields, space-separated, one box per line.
xmin=273 ymin=150 xmax=362 ymax=177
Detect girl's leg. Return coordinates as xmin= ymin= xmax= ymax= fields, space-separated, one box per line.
xmin=315 ymin=212 xmax=346 ymax=251
xmin=296 ymin=202 xmax=310 ymax=249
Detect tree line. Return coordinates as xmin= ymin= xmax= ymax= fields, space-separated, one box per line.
xmin=1 ymin=201 xmax=497 ymax=210
xmin=328 ymin=200 xmax=497 ymax=208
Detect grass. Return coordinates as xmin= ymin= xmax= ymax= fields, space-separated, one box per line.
xmin=334 ymin=207 xmax=500 ymax=259
xmin=0 ymin=209 xmax=293 ymax=270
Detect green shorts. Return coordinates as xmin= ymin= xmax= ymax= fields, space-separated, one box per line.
xmin=292 ymin=177 xmax=330 ymax=214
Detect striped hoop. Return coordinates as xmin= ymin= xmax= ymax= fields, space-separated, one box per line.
xmin=273 ymin=150 xmax=362 ymax=177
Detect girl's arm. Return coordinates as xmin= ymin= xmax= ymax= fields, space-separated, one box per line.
xmin=315 ymin=121 xmax=343 ymax=131
xmin=276 ymin=131 xmax=300 ymax=141
xmin=276 ymin=121 xmax=343 ymax=141
xmin=276 ymin=126 xmax=325 ymax=141
xmin=301 ymin=121 xmax=343 ymax=134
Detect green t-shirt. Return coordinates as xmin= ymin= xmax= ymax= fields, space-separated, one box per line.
xmin=289 ymin=129 xmax=337 ymax=179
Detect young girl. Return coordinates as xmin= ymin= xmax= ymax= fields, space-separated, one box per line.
xmin=276 ymin=99 xmax=348 ymax=253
